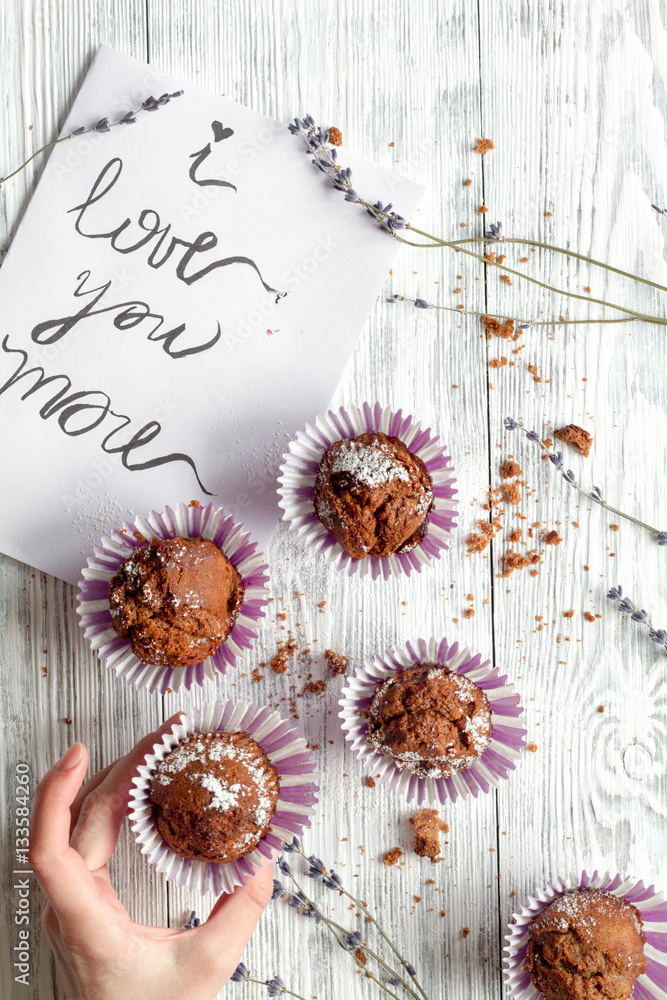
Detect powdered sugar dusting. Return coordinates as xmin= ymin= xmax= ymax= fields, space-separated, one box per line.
xmin=154 ymin=733 xmax=277 ymax=830
xmin=330 ymin=438 xmax=411 ymax=488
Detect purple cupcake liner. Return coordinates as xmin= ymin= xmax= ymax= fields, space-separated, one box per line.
xmin=503 ymin=871 xmax=667 ymax=1000
xmin=128 ymin=699 xmax=319 ymax=895
xmin=339 ymin=636 xmax=526 ymax=805
xmin=277 ymin=402 xmax=457 ymax=580
xmin=76 ymin=502 xmax=270 ymax=694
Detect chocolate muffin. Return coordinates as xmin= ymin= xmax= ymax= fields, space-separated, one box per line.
xmin=109 ymin=536 xmax=244 ymax=668
xmin=366 ymin=664 xmax=492 ymax=778
xmin=525 ymin=888 xmax=646 ymax=1000
xmin=313 ymin=432 xmax=433 ymax=560
xmin=149 ymin=731 xmax=280 ymax=864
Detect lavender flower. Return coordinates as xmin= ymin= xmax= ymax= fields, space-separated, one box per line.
xmin=608 ymin=586 xmax=667 ymax=652
xmin=652 ymin=204 xmax=667 ymax=215
xmin=404 ymin=962 xmax=417 ymax=976
xmin=342 ymin=930 xmax=363 ymax=951
xmin=277 ymin=856 xmax=292 ymax=877
xmin=183 ymin=910 xmax=201 ymax=929
xmin=271 ymin=880 xmax=284 ymax=900
xmin=289 ymin=117 xmax=409 ymax=237
xmin=658 ymin=531 xmax=667 ymax=546
xmin=282 ymin=836 xmax=301 ymax=853
xmin=505 ymin=417 xmax=518 ymax=431
xmin=266 ymin=975 xmax=285 ymax=997
xmin=231 ymin=963 xmax=248 ymax=982
xmin=414 ymin=298 xmax=430 ymax=309
xmin=484 ymin=222 xmax=504 ymax=242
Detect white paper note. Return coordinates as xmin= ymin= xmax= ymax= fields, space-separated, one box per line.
xmin=0 ymin=46 xmax=423 ymax=583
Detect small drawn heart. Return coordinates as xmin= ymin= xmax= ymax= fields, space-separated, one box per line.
xmin=212 ymin=120 xmax=234 ymax=142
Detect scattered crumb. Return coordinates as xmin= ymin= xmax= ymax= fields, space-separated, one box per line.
xmin=598 ymin=705 xmax=605 ymax=713
xmin=481 ymin=315 xmax=520 ymax=341
xmin=366 ymin=776 xmax=376 ymax=789
xmin=475 ymin=138 xmax=495 ymax=154
xmin=188 ymin=499 xmax=202 ymax=508
xmin=324 ymin=648 xmax=348 ymax=676
xmin=500 ymin=460 xmax=522 ymax=479
xmin=554 ymin=424 xmax=592 ymax=458
xmin=304 ymin=679 xmax=327 ymax=696
xmin=384 ymin=847 xmax=403 ymax=867
xmin=463 ymin=608 xmax=475 ymax=619
xmin=501 ymin=548 xmax=541 ymax=576
xmin=464 ymin=178 xmax=472 ymax=187
xmin=500 ymin=275 xmax=512 ymax=286
xmin=354 ymin=948 xmax=367 ymax=966
xmin=477 ymin=205 xmax=488 ymax=215
xmin=410 ymin=809 xmax=448 ymax=862
xmin=251 ymin=667 xmax=264 ymax=683
xmin=527 ymin=362 xmax=542 ymax=383
xmin=270 ymin=638 xmax=298 ymax=673
xmin=563 ymin=610 xmax=575 ymax=618
xmin=42 ymin=666 xmax=48 ymax=677
xmin=329 ymin=126 xmax=343 ymax=146
xmin=489 ymin=356 xmax=508 ymax=369
xmin=543 ymin=530 xmax=562 ymax=545
xmin=583 ymin=612 xmax=596 ymax=623
xmin=527 ymin=743 xmax=538 ymax=753
xmin=501 ymin=482 xmax=522 ymax=505
xmin=508 ymin=528 xmax=522 ymax=543
xmin=461 ymin=927 xmax=470 ymax=939
xmin=63 ymin=717 xmax=72 ymax=725
xmin=610 ymin=523 xmax=619 ymax=532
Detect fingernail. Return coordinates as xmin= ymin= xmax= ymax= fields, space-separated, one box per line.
xmin=56 ymin=743 xmax=84 ymax=772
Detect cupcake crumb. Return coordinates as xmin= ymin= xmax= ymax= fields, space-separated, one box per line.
xmin=384 ymin=847 xmax=403 ymax=867
xmin=410 ymin=809 xmax=448 ymax=862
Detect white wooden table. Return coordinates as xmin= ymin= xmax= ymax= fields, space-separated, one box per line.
xmin=2 ymin=2 xmax=667 ymax=998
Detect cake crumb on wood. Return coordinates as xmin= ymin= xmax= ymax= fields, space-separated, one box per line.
xmin=366 ymin=776 xmax=376 ymax=788
xmin=329 ymin=126 xmax=343 ymax=146
xmin=527 ymin=743 xmax=538 ymax=752
xmin=554 ymin=424 xmax=592 ymax=458
xmin=500 ymin=460 xmax=522 ymax=479
xmin=475 ymin=138 xmax=495 ymax=154
xmin=384 ymin=847 xmax=403 ymax=867
xmin=461 ymin=927 xmax=470 ymax=938
xmin=543 ymin=530 xmax=562 ymax=545
xmin=410 ymin=808 xmax=448 ymax=862
xmin=324 ymin=648 xmax=348 ymax=676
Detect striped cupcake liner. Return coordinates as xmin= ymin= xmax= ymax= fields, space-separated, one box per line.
xmin=277 ymin=402 xmax=457 ymax=580
xmin=339 ymin=636 xmax=526 ymax=805
xmin=129 ymin=699 xmax=319 ymax=895
xmin=503 ymin=871 xmax=667 ymax=1000
xmin=76 ymin=502 xmax=269 ymax=694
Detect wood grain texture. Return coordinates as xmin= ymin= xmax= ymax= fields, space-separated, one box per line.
xmin=1 ymin=1 xmax=666 ymax=999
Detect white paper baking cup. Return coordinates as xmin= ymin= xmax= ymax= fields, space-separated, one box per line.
xmin=339 ymin=636 xmax=526 ymax=804
xmin=277 ymin=402 xmax=457 ymax=579
xmin=503 ymin=871 xmax=667 ymax=1000
xmin=129 ymin=700 xmax=319 ymax=895
xmin=76 ymin=502 xmax=269 ymax=694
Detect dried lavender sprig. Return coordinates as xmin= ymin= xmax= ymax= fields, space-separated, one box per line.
xmin=0 ymin=92 xmax=184 ymax=187
xmin=386 ymin=292 xmax=636 ymax=330
xmin=289 ymin=117 xmax=667 ymax=328
xmin=607 ymin=586 xmax=667 ymax=651
xmin=230 ymin=965 xmax=306 ymax=1000
xmin=506 ymin=418 xmax=667 ymax=546
xmin=290 ymin=844 xmax=429 ymax=1000
xmin=277 ymin=865 xmax=416 ymax=1000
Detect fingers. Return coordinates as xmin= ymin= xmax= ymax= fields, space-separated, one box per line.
xmin=30 ymin=744 xmax=101 ymax=922
xmin=69 ymin=760 xmax=117 ymax=834
xmin=69 ymin=712 xmax=184 ymax=872
xmin=193 ymin=858 xmax=275 ymax=972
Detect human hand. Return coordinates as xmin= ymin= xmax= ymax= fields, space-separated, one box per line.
xmin=30 ymin=714 xmax=274 ymax=1000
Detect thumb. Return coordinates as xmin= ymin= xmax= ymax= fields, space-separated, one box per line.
xmin=191 ymin=859 xmax=275 ymax=976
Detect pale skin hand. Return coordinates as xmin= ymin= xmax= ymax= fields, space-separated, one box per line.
xmin=29 ymin=713 xmax=275 ymax=1000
